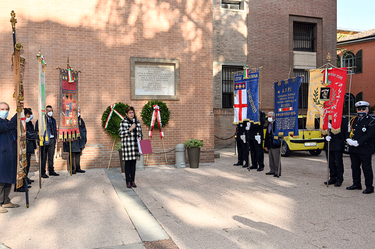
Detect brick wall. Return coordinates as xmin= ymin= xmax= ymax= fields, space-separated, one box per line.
xmin=213 ymin=0 xmax=337 ymax=148
xmin=0 ymin=0 xmax=214 ymax=170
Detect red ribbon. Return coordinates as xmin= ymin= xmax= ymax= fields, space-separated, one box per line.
xmin=149 ymin=105 xmax=164 ymax=138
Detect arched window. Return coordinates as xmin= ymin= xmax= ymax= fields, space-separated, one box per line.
xmin=356 ymin=49 xmax=363 ymax=73
xmin=337 ymin=55 xmax=341 ymax=68
xmin=342 ymin=52 xmax=355 ymax=74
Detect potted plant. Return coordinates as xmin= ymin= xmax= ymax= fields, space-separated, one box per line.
xmin=115 ymin=142 xmax=125 ymax=173
xmin=184 ymin=139 xmax=203 ymax=168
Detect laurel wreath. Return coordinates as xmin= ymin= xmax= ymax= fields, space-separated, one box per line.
xmin=101 ymin=102 xmax=135 ymax=138
xmin=141 ymin=100 xmax=170 ymax=129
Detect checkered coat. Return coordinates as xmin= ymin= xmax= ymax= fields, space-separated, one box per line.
xmin=119 ymin=117 xmax=143 ymax=161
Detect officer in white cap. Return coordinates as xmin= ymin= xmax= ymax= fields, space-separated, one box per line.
xmin=346 ymin=100 xmax=375 ymax=194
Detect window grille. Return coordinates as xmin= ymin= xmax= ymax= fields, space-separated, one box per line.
xmin=293 ymin=22 xmax=316 ymax=52
xmin=222 ymin=65 xmax=243 ymax=108
xmin=293 ymin=69 xmax=309 ymax=109
xmin=221 ymin=0 xmax=244 ymax=11
xmin=343 ymin=52 xmax=355 ymax=74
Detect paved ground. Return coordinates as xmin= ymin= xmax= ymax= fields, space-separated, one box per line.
xmin=1 ymin=148 xmax=375 ymax=248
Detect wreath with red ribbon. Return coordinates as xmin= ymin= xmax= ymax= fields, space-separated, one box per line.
xmin=141 ymin=100 xmax=170 ymax=131
xmin=101 ymin=102 xmax=136 ymax=138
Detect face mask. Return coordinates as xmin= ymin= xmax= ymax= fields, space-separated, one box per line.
xmin=30 ymin=114 xmax=33 ymax=120
xmin=268 ymin=117 xmax=273 ymax=122
xmin=78 ymin=112 xmax=80 ymax=117
xmin=0 ymin=111 xmax=9 ymax=119
xmin=47 ymin=111 xmax=53 ymax=117
xmin=358 ymin=112 xmax=366 ymax=117
xmin=26 ymin=117 xmax=31 ymax=123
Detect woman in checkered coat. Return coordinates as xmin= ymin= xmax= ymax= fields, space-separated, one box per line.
xmin=119 ymin=106 xmax=143 ymax=188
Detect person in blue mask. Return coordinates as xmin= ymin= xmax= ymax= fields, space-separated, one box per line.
xmin=346 ymin=101 xmax=375 ymax=194
xmin=0 ymin=102 xmax=19 ymax=213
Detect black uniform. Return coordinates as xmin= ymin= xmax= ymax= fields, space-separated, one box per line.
xmin=234 ymin=121 xmax=249 ymax=167
xmin=248 ymin=111 xmax=265 ymax=171
xmin=324 ymin=117 xmax=349 ymax=185
xmin=348 ymin=114 xmax=375 ymax=191
xmin=26 ymin=121 xmax=38 ymax=178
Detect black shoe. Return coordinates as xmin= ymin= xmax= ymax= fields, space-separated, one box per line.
xmin=346 ymin=185 xmax=362 ymax=190
xmin=257 ymin=167 xmax=264 ymax=172
xmin=273 ymin=174 xmax=279 ymax=177
xmin=265 ymin=172 xmax=274 ymax=175
xmin=242 ymin=164 xmax=248 ymax=168
xmin=27 ymin=177 xmax=34 ymax=184
xmin=76 ymin=169 xmax=86 ymax=173
xmin=249 ymin=165 xmax=257 ymax=170
xmin=15 ymin=185 xmax=31 ymax=192
xmin=362 ymin=187 xmax=374 ymax=194
xmin=324 ymin=179 xmax=336 ymax=185
xmin=49 ymin=172 xmax=60 ymax=176
xmin=334 ymin=182 xmax=342 ymax=187
xmin=72 ymin=170 xmax=76 ymax=174
xmin=233 ymin=162 xmax=243 ymax=166
xmin=41 ymin=174 xmax=49 ymax=178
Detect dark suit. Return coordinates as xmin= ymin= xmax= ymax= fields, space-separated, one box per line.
xmin=235 ymin=121 xmax=249 ymax=166
xmin=265 ymin=121 xmax=281 ymax=174
xmin=349 ymin=114 xmax=375 ymax=189
xmin=324 ymin=117 xmax=349 ymax=184
xmin=26 ymin=121 xmax=38 ymax=176
xmin=248 ymin=111 xmax=265 ymax=169
xmin=36 ymin=116 xmax=58 ymax=175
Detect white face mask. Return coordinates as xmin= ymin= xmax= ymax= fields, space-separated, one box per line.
xmin=47 ymin=111 xmax=53 ymax=117
xmin=268 ymin=117 xmax=273 ymax=122
xmin=30 ymin=114 xmax=33 ymax=120
xmin=0 ymin=111 xmax=9 ymax=119
xmin=78 ymin=112 xmax=80 ymax=117
xmin=26 ymin=117 xmax=31 ymax=123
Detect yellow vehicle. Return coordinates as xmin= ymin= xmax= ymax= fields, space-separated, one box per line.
xmin=264 ymin=115 xmax=325 ymax=157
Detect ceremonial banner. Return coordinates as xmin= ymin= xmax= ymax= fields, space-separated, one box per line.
xmin=37 ymin=53 xmax=47 ymax=145
xmin=274 ymin=77 xmax=301 ymax=137
xmin=321 ymin=68 xmax=347 ymax=134
xmin=306 ymin=69 xmax=324 ymax=131
xmin=233 ymin=68 xmax=261 ymax=124
xmin=59 ymin=68 xmax=80 ymax=141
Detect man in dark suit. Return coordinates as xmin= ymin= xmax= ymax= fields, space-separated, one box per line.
xmin=233 ymin=121 xmax=250 ymax=168
xmin=36 ymin=105 xmax=59 ymax=178
xmin=248 ymin=111 xmax=266 ymax=171
xmin=324 ymin=116 xmax=349 ymax=187
xmin=346 ymin=101 xmax=375 ymax=194
xmin=264 ymin=112 xmax=281 ymax=177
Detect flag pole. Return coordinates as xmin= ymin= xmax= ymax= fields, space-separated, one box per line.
xmin=107 ymin=137 xmax=117 ymax=170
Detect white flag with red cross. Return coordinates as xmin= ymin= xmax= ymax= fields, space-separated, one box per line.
xmin=233 ymin=82 xmax=247 ymax=123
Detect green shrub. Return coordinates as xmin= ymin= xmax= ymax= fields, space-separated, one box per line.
xmin=184 ymin=139 xmax=203 ymax=148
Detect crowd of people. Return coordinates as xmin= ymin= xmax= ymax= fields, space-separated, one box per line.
xmin=234 ymin=101 xmax=375 ymax=194
xmin=0 ymin=103 xmax=87 ymax=214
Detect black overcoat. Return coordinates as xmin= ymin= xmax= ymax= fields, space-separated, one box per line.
xmin=349 ymin=114 xmax=375 ymax=154
xmin=63 ymin=117 xmax=87 ymax=153
xmin=26 ymin=121 xmax=38 ymax=154
xmin=0 ymin=114 xmax=17 ymax=184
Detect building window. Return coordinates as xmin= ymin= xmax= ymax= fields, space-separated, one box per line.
xmin=221 ymin=0 xmax=245 ymax=11
xmin=222 ymin=65 xmax=243 ymax=108
xmin=342 ymin=52 xmax=355 ymax=74
xmin=337 ymin=55 xmax=341 ymax=68
xmin=293 ymin=69 xmax=309 ymax=109
xmin=293 ymin=22 xmax=316 ymax=52
xmin=343 ymin=93 xmax=355 ymax=114
xmin=355 ymin=49 xmax=363 ymax=73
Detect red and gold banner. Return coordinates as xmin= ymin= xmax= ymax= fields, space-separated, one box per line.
xmin=59 ymin=68 xmax=80 ymax=141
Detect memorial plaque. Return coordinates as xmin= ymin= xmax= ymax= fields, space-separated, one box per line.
xmin=131 ymin=57 xmax=180 ymax=100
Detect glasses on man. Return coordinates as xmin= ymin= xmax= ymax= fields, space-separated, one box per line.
xmin=356 ymin=107 xmax=367 ymax=111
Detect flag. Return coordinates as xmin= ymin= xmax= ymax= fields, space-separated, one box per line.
xmin=321 ymin=68 xmax=347 ymax=134
xmin=233 ymin=82 xmax=247 ymax=123
xmin=306 ymin=69 xmax=324 ymax=131
xmin=37 ymin=53 xmax=47 ymax=146
xmin=274 ymin=77 xmax=301 ymax=137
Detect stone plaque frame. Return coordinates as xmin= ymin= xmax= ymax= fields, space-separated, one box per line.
xmin=130 ymin=57 xmax=180 ymax=100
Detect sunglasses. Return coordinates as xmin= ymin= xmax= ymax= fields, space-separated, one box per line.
xmin=356 ymin=107 xmax=367 ymax=111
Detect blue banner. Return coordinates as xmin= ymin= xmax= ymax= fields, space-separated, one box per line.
xmin=274 ymin=77 xmax=301 ymax=137
xmin=233 ymin=68 xmax=260 ymax=124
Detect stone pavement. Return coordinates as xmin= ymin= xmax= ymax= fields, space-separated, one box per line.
xmin=1 ymin=148 xmax=375 ymax=248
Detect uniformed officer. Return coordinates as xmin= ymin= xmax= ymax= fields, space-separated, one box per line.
xmin=248 ymin=111 xmax=266 ymax=171
xmin=346 ymin=101 xmax=375 ymax=194
xmin=324 ymin=116 xmax=348 ymax=187
xmin=233 ymin=121 xmax=250 ymax=168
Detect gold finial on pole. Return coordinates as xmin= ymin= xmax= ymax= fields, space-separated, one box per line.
xmin=10 ymin=10 xmax=17 ymax=28
xmin=327 ymin=52 xmax=331 ymax=63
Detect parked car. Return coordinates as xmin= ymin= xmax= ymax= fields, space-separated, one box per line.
xmin=265 ymin=115 xmax=325 ymax=157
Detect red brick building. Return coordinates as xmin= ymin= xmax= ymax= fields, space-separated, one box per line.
xmin=0 ymin=1 xmax=214 ymax=170
xmin=214 ymin=0 xmax=337 ymax=148
xmin=337 ymin=29 xmax=375 ymax=112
